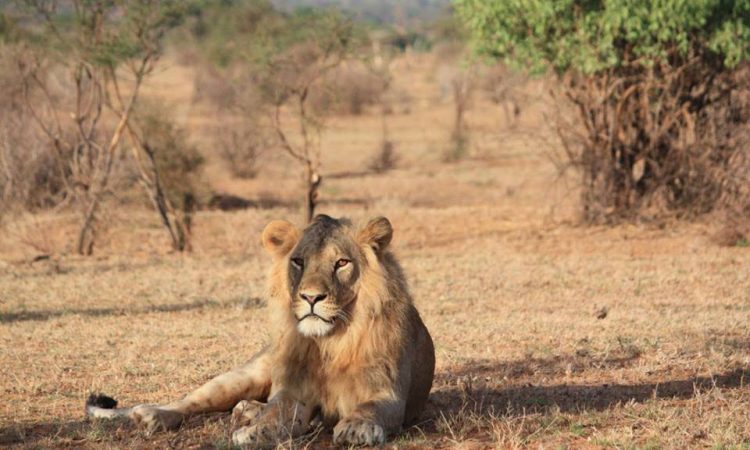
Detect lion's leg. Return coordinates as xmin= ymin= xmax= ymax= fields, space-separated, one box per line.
xmin=332 ymin=399 xmax=405 ymax=447
xmin=88 ymin=349 xmax=272 ymax=434
xmin=333 ymin=350 xmax=417 ymax=446
xmin=161 ymin=349 xmax=273 ymax=415
xmin=231 ymin=390 xmax=315 ymax=446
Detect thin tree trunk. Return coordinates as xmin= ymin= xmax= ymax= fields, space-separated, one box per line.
xmin=140 ymin=141 xmax=183 ymax=250
xmin=305 ymin=163 xmax=321 ymax=223
xmin=77 ymin=197 xmax=98 ymax=255
xmin=176 ymin=193 xmax=194 ymax=252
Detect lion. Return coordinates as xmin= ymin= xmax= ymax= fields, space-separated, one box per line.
xmin=86 ymin=215 xmax=435 ymax=446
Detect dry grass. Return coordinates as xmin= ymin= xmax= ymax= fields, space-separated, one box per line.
xmin=1 ymin=52 xmax=750 ymax=449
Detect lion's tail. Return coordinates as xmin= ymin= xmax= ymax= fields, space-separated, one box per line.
xmin=85 ymin=393 xmax=134 ymax=420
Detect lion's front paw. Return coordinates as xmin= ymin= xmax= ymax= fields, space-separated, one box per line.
xmin=231 ymin=422 xmax=279 ymax=447
xmin=130 ymin=405 xmax=184 ymax=435
xmin=333 ymin=417 xmax=385 ymax=447
xmin=232 ymin=400 xmax=265 ymax=427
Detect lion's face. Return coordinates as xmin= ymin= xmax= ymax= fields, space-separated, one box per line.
xmin=287 ymin=216 xmax=362 ymax=336
xmin=261 ymin=215 xmax=393 ymax=338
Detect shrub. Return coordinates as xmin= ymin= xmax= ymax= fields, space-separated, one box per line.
xmin=480 ymin=63 xmax=525 ymax=125
xmin=0 ymin=121 xmax=68 ymax=211
xmin=215 ymin=120 xmax=268 ymax=179
xmin=193 ymin=65 xmax=236 ymax=108
xmin=310 ymin=63 xmax=386 ymax=116
xmin=0 ymin=46 xmax=68 ymax=212
xmin=133 ymin=106 xmax=206 ymax=212
xmin=457 ymin=0 xmax=750 ymax=222
xmin=369 ymin=139 xmax=397 ymax=173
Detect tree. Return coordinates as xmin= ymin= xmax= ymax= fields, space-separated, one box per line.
xmin=16 ymin=0 xmax=185 ymax=254
xmin=250 ymin=9 xmax=363 ymax=222
xmin=193 ymin=3 xmax=360 ymax=222
xmin=457 ymin=0 xmax=750 ymax=222
xmin=445 ymin=64 xmax=474 ymax=162
xmin=188 ymin=3 xmax=366 ymax=222
xmin=368 ymin=33 xmax=397 ymax=173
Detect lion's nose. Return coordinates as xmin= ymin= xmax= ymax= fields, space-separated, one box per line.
xmin=300 ymin=292 xmax=328 ymax=305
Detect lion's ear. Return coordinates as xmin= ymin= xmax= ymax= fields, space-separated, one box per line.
xmin=262 ymin=220 xmax=300 ymax=258
xmin=358 ymin=216 xmax=393 ymax=253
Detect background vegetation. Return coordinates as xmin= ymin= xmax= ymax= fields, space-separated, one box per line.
xmin=458 ymin=0 xmax=750 ymax=226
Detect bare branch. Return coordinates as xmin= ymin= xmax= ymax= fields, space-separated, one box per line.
xmin=272 ymin=103 xmax=307 ymax=163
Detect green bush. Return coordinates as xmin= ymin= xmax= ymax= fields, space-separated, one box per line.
xmin=457 ymin=1 xmax=750 ymax=73
xmin=457 ymin=0 xmax=750 ymax=222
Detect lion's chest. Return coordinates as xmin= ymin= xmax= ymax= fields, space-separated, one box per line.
xmin=314 ymin=366 xmax=369 ymax=419
xmin=279 ymin=349 xmax=369 ymax=420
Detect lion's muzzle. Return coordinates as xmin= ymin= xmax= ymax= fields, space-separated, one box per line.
xmin=294 ymin=290 xmax=338 ymax=337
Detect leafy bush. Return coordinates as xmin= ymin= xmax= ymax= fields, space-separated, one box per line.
xmin=458 ymin=1 xmax=750 ymax=74
xmin=458 ymin=0 xmax=750 ymax=222
xmin=187 ymin=0 xmax=284 ymax=68
xmin=133 ymin=105 xmax=206 ymax=212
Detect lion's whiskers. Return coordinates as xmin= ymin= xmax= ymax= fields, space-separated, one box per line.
xmin=335 ymin=310 xmax=352 ymax=326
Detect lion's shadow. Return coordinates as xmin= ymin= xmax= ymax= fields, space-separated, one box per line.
xmin=418 ymin=357 xmax=749 ymax=435
xmin=3 ymin=357 xmax=748 ymax=447
xmin=0 ymin=297 xmax=264 ymax=324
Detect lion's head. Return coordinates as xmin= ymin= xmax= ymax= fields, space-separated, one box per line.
xmin=261 ymin=215 xmax=394 ymax=337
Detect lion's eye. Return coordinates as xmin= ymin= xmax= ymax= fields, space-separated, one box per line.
xmin=291 ymin=257 xmax=304 ymax=268
xmin=335 ymin=259 xmax=350 ymax=270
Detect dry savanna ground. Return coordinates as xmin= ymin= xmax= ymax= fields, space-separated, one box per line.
xmin=2 ymin=52 xmax=750 ymax=449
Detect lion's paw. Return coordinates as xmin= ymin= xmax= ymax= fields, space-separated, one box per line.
xmin=232 ymin=400 xmax=265 ymax=427
xmin=130 ymin=405 xmax=183 ymax=435
xmin=231 ymin=422 xmax=279 ymax=447
xmin=333 ymin=417 xmax=385 ymax=447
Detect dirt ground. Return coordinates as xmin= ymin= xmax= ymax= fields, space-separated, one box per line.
xmin=2 ymin=52 xmax=749 ymax=449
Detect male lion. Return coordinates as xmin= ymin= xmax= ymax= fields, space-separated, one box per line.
xmin=86 ymin=215 xmax=435 ymax=446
